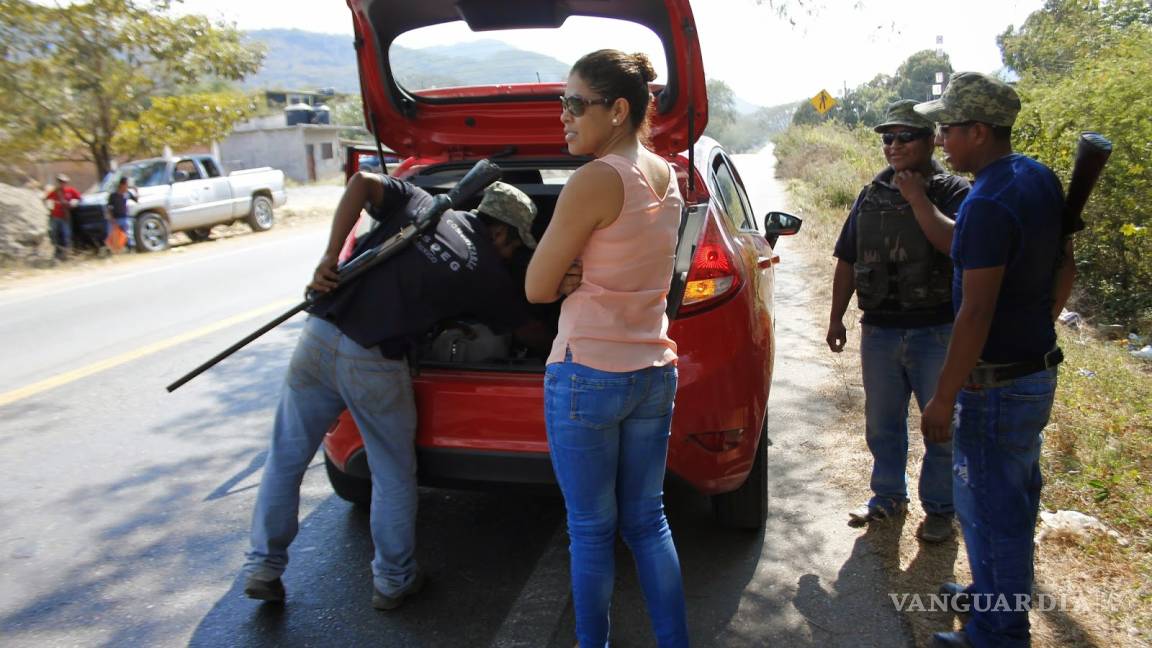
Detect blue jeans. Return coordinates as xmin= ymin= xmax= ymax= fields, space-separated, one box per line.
xmin=114 ymin=216 xmax=135 ymax=249
xmin=245 ymin=316 xmax=420 ymax=597
xmin=50 ymin=217 xmax=72 ymax=254
xmin=954 ymin=368 xmax=1057 ymax=647
xmin=860 ymin=323 xmax=954 ymax=515
xmin=544 ymin=358 xmax=688 ymax=648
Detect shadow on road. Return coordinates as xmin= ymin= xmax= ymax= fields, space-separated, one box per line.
xmin=188 ymin=489 xmax=564 ymax=648
xmin=0 ymin=318 xmax=560 ymax=647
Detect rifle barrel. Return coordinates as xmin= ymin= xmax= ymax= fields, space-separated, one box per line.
xmin=165 ymin=301 xmax=309 ymax=392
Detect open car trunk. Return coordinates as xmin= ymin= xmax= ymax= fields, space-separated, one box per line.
xmin=388 ymin=159 xmax=707 ymax=373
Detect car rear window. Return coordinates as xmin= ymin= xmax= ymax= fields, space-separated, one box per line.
xmin=390 ymin=17 xmax=667 ymax=97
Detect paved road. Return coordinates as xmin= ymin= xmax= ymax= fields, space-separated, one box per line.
xmin=0 ymin=158 xmax=911 ymax=647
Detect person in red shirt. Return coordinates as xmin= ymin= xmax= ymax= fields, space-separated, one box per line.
xmin=43 ymin=174 xmax=82 ymax=260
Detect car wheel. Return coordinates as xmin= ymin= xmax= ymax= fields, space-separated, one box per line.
xmin=324 ymin=453 xmax=371 ymax=509
xmin=712 ymin=419 xmax=769 ymax=530
xmin=246 ymin=195 xmax=274 ymax=232
xmin=186 ymin=227 xmax=212 ymax=242
xmin=135 ymin=212 xmax=170 ymax=253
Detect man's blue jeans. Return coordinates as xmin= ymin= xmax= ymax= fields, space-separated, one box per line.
xmin=860 ymin=323 xmax=954 ymax=515
xmin=49 ymin=217 xmax=71 ymax=255
xmin=244 ymin=316 xmax=420 ymax=597
xmin=954 ymin=367 xmax=1057 ymax=647
xmin=544 ymin=358 xmax=689 ymax=648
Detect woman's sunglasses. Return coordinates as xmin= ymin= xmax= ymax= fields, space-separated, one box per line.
xmin=881 ymin=130 xmax=933 ymax=145
xmin=559 ymin=95 xmax=613 ymax=117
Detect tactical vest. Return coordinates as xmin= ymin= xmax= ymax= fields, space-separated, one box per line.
xmin=854 ymin=178 xmax=953 ymax=314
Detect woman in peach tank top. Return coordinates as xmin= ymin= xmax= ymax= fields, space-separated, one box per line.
xmin=525 ymin=49 xmax=688 ymax=648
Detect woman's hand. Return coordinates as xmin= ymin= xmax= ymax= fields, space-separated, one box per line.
xmin=558 ymin=260 xmax=583 ymax=297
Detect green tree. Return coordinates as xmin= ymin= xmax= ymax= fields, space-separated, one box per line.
xmin=790 ymin=51 xmax=953 ymax=129
xmin=0 ymin=0 xmax=264 ymax=178
xmin=999 ymin=0 xmax=1152 ymax=322
xmin=893 ymin=50 xmax=953 ymax=102
xmin=997 ymin=0 xmax=1151 ymax=78
xmin=1009 ymin=20 xmax=1152 ymax=322
xmin=112 ymin=92 xmax=260 ymax=159
xmin=703 ymin=78 xmax=738 ymax=144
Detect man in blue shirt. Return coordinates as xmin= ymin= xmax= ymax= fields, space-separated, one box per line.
xmin=913 ymin=72 xmax=1079 ymax=648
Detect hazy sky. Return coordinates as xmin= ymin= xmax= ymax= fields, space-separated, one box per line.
xmin=175 ymin=0 xmax=1043 ymax=106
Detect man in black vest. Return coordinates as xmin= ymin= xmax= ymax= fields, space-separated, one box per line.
xmin=827 ymin=100 xmax=970 ymax=542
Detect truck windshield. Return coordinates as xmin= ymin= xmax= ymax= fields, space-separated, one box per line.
xmin=100 ymin=160 xmax=168 ymax=191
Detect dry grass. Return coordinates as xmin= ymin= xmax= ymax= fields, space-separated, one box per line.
xmin=776 ymin=123 xmax=1152 ymax=647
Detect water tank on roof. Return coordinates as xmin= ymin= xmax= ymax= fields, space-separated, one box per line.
xmin=313 ymin=104 xmax=332 ymax=125
xmin=285 ymin=102 xmax=315 ymax=126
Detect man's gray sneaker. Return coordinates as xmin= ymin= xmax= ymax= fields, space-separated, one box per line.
xmin=848 ymin=500 xmax=908 ymax=527
xmin=372 ymin=569 xmax=426 ymax=611
xmin=917 ymin=513 xmax=956 ymax=543
xmin=243 ymin=576 xmax=285 ymax=603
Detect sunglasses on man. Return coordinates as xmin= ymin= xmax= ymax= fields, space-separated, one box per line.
xmin=559 ymin=95 xmax=614 ymax=117
xmin=881 ymin=130 xmax=933 ymax=145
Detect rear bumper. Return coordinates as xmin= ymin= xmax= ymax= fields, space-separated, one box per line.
xmin=335 ymin=445 xmax=556 ymax=489
xmin=322 ymin=289 xmax=773 ymax=497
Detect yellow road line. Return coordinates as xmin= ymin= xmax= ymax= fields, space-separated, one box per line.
xmin=0 ymin=298 xmax=300 ymax=408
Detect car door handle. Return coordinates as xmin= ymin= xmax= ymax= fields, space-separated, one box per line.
xmin=757 ymin=255 xmax=780 ymax=268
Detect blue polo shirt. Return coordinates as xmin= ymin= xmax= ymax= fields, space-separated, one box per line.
xmin=951 ymin=154 xmax=1066 ymax=363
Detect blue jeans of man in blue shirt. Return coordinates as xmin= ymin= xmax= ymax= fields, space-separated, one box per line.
xmin=860 ymin=323 xmax=955 ymax=516
xmin=544 ymin=357 xmax=689 ymax=648
xmin=953 ymin=367 xmax=1056 ymax=647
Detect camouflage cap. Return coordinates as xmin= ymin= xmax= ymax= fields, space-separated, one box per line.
xmin=873 ymin=99 xmax=936 ymax=133
xmin=914 ymin=71 xmax=1021 ymax=127
xmin=475 ymin=181 xmax=538 ymax=249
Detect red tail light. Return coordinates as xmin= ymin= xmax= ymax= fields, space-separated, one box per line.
xmin=679 ymin=209 xmax=743 ymax=315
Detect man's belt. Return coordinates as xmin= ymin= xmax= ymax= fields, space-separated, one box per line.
xmin=967 ymin=347 xmax=1064 ymax=387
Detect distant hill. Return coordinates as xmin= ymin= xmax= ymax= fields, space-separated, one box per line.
xmin=242 ymin=29 xmax=570 ymax=93
xmin=242 ymin=30 xmax=360 ymax=92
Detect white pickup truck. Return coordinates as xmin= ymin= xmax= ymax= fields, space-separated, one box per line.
xmin=77 ymin=154 xmax=287 ymax=252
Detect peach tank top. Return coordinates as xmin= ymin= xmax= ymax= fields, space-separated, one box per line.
xmin=546 ymin=153 xmax=682 ymax=371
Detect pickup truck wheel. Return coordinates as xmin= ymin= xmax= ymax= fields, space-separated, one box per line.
xmin=324 ymin=453 xmax=371 ymax=509
xmin=712 ymin=419 xmax=769 ymax=530
xmin=247 ymin=195 xmax=274 ymax=232
xmin=135 ymin=213 xmax=170 ymax=253
xmin=186 ymin=227 xmax=212 ymax=242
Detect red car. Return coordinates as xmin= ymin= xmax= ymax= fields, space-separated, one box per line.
xmin=323 ymin=0 xmax=801 ymax=529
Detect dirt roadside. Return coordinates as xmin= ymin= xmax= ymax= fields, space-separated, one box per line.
xmin=0 ymin=184 xmax=342 ymax=290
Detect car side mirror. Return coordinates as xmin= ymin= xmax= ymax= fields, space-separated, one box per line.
xmin=763 ymin=211 xmax=802 ymax=247
xmin=172 ymin=169 xmax=189 ymax=182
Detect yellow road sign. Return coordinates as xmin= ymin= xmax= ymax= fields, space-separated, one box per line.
xmin=810 ymin=89 xmax=837 ymax=114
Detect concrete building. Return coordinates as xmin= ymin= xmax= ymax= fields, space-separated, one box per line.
xmin=219 ymin=113 xmax=344 ymax=183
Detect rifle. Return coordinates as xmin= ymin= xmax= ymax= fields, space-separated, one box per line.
xmin=1065 ymin=131 xmax=1113 ymax=227
xmin=166 ymin=159 xmax=503 ymax=393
